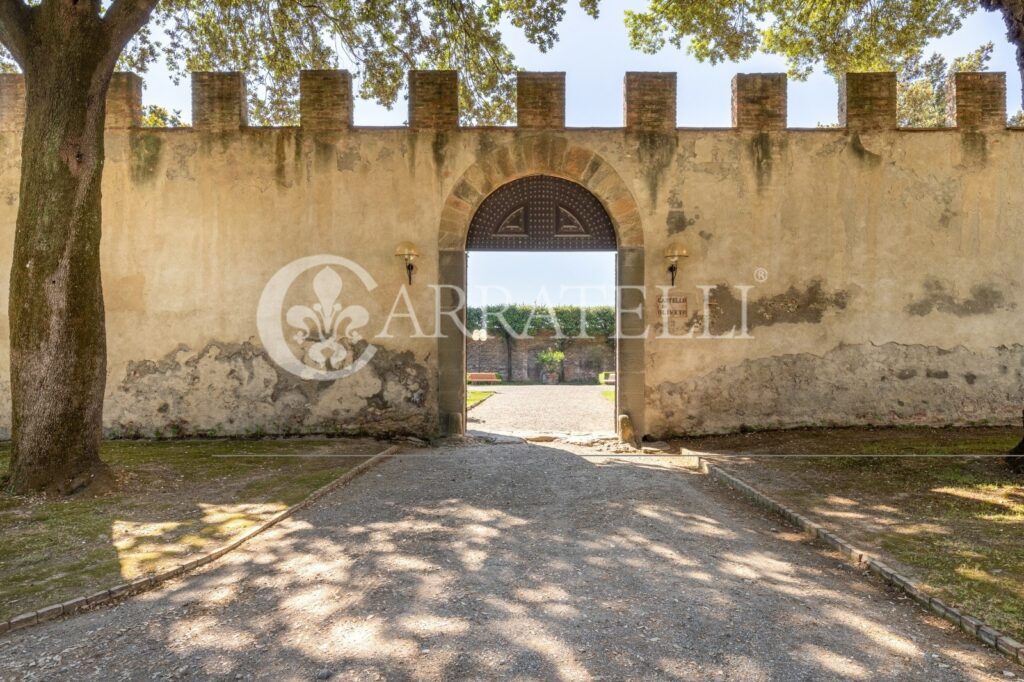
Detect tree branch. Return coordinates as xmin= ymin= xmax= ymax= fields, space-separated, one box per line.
xmin=981 ymin=0 xmax=1024 ymax=109
xmin=102 ymin=0 xmax=159 ymax=58
xmin=0 ymin=0 xmax=31 ymax=67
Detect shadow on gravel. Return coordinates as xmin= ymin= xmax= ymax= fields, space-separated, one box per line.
xmin=4 ymin=441 xmax=1006 ymax=680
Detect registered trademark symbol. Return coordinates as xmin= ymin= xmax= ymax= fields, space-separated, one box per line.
xmin=754 ymin=267 xmax=769 ymax=283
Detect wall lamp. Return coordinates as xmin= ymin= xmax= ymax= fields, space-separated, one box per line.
xmin=395 ymin=242 xmax=419 ymax=285
xmin=664 ymin=243 xmax=688 ymax=287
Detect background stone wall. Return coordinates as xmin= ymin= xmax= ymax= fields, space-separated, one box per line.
xmin=0 ymin=69 xmax=1020 ymax=438
xmin=467 ymin=334 xmax=614 ymax=383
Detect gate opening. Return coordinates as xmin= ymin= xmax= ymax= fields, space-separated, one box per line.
xmin=465 ymin=250 xmax=617 ymax=435
xmin=457 ymin=175 xmax=620 ymax=435
xmin=436 ymin=167 xmax=645 ymax=439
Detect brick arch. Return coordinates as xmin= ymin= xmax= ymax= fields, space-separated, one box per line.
xmin=439 ymin=136 xmax=644 ymax=251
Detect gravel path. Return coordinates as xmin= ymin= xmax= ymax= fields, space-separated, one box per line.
xmin=468 ymin=385 xmax=613 ymax=435
xmin=0 ymin=441 xmax=1014 ymax=681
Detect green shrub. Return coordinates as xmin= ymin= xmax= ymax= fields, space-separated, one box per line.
xmin=467 ymin=305 xmax=615 ymax=338
xmin=537 ymin=348 xmax=566 ymax=372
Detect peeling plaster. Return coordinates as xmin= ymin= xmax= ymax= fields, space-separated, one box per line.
xmin=688 ymin=280 xmax=850 ymax=335
xmin=666 ymin=209 xmax=696 ymax=235
xmin=107 ymin=341 xmax=433 ymax=438
xmin=650 ymin=342 xmax=1024 ymax=437
xmin=906 ymin=279 xmax=1009 ymax=317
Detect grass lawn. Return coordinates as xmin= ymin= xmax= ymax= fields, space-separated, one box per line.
xmin=674 ymin=427 xmax=1024 ymax=641
xmin=601 ymin=389 xmax=615 ymax=403
xmin=467 ymin=390 xmax=495 ymax=409
xmin=0 ymin=438 xmax=381 ymax=621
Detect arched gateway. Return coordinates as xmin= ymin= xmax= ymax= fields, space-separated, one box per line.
xmin=436 ymin=142 xmax=646 ymax=437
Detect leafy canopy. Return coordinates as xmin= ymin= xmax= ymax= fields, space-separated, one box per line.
xmin=124 ymin=0 xmax=597 ymax=125
xmin=625 ymin=0 xmax=979 ymax=79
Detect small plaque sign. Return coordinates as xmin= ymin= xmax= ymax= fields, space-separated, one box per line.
xmin=657 ymin=294 xmax=689 ymax=336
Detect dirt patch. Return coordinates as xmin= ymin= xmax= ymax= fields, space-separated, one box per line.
xmin=0 ymin=438 xmax=382 ymax=621
xmin=672 ymin=426 xmax=1024 ymax=641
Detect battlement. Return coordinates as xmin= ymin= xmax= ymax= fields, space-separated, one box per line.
xmin=0 ymin=69 xmax=1013 ymax=132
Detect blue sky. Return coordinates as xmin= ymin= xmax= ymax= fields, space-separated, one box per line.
xmin=141 ymin=2 xmax=1019 ymax=306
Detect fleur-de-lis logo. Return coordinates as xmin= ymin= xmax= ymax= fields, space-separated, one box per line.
xmin=257 ymin=255 xmax=377 ymax=381
xmin=286 ymin=267 xmax=369 ymax=370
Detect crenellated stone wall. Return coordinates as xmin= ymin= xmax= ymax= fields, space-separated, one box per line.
xmin=0 ymin=68 xmax=1020 ymax=439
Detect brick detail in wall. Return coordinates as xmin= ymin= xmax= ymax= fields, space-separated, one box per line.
xmin=0 ymin=68 xmax=1012 ymax=133
xmin=192 ymin=72 xmax=248 ymax=131
xmin=949 ymin=72 xmax=1006 ymax=130
xmin=300 ymin=70 xmax=353 ymax=129
xmin=409 ymin=71 xmax=458 ymax=129
xmin=624 ymin=72 xmax=676 ymax=131
xmin=106 ymin=73 xmax=142 ymax=129
xmin=839 ymin=73 xmax=896 ymax=130
xmin=732 ymin=73 xmax=787 ymax=130
xmin=517 ymin=72 xmax=565 ymax=129
xmin=468 ymin=334 xmax=615 ymax=383
xmin=0 ymin=74 xmax=24 ymax=132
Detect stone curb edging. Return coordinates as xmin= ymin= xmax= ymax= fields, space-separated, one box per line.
xmin=0 ymin=444 xmax=401 ymax=638
xmin=697 ymin=456 xmax=1024 ymax=667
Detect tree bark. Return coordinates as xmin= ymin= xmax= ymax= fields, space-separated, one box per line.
xmin=983 ymin=0 xmax=1024 ymax=110
xmin=4 ymin=0 xmax=156 ymax=494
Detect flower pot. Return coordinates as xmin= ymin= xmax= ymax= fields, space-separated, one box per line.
xmin=544 ymin=371 xmax=560 ymax=384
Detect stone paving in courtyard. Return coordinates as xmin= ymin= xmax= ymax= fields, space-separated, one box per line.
xmin=468 ymin=384 xmax=614 ymax=435
xmin=0 ymin=440 xmax=1014 ymax=681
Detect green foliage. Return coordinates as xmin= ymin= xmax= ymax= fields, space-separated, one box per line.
xmin=111 ymin=0 xmax=581 ymax=125
xmin=141 ymin=104 xmax=185 ymax=127
xmin=626 ymin=0 xmax=977 ymax=80
xmin=898 ymin=42 xmax=993 ymax=127
xmin=0 ymin=0 xmax=579 ymax=125
xmin=467 ymin=305 xmax=616 ymax=338
xmin=536 ymin=348 xmax=565 ymax=371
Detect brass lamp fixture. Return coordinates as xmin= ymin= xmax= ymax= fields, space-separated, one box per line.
xmin=664 ymin=243 xmax=688 ymax=287
xmin=395 ymin=242 xmax=419 ymax=285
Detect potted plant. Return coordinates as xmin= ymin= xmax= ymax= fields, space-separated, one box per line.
xmin=537 ymin=348 xmax=565 ymax=384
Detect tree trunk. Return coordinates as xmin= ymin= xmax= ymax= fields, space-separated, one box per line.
xmin=8 ymin=3 xmax=116 ymax=494
xmin=504 ymin=331 xmax=512 ymax=382
xmin=984 ymin=0 xmax=1024 ymax=110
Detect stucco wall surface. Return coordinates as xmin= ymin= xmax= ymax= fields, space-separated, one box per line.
xmin=0 ymin=117 xmax=1020 ymax=438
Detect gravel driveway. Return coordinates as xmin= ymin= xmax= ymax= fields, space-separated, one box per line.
xmin=468 ymin=385 xmax=613 ymax=435
xmin=0 ymin=440 xmax=1014 ymax=681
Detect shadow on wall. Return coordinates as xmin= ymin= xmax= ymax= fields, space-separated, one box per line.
xmin=1 ymin=442 xmax=997 ymax=678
